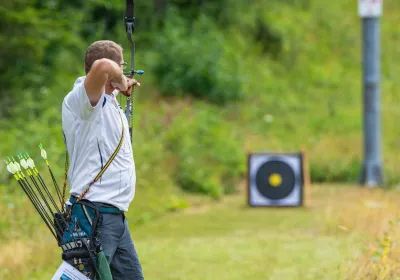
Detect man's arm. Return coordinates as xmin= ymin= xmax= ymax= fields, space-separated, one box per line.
xmin=84 ymin=58 xmax=128 ymax=106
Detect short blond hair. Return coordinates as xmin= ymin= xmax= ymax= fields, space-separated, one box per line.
xmin=84 ymin=40 xmax=123 ymax=74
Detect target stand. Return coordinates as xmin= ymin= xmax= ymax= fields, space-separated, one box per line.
xmin=247 ymin=152 xmax=306 ymax=207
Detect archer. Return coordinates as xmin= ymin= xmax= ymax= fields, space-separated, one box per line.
xmin=62 ymin=40 xmax=144 ymax=279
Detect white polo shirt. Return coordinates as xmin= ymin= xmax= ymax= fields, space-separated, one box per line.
xmin=62 ymin=76 xmax=136 ymax=211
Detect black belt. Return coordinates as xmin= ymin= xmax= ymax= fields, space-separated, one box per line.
xmin=69 ymin=196 xmax=124 ymax=214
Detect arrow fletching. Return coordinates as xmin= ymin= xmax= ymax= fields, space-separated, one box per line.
xmin=40 ymin=144 xmax=48 ymax=161
xmin=6 ymin=163 xmax=15 ymax=174
xmin=20 ymin=157 xmax=28 ymax=170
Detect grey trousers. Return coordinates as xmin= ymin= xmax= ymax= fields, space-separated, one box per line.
xmin=99 ymin=213 xmax=144 ymax=280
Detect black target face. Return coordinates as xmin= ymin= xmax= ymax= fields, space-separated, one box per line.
xmin=255 ymin=160 xmax=296 ymax=200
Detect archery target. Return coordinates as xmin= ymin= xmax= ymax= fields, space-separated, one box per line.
xmin=248 ymin=153 xmax=303 ymax=207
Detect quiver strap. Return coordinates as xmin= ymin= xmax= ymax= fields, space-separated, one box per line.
xmin=64 ymin=106 xmax=125 ymax=207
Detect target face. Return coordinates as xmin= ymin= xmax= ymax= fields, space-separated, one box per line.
xmin=248 ymin=153 xmax=303 ymax=207
xmin=255 ymin=160 xmax=296 ymax=200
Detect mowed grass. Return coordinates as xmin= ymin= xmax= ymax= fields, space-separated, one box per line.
xmin=1 ymin=184 xmax=400 ymax=280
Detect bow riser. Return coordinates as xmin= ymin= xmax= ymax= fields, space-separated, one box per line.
xmin=124 ymin=0 xmax=143 ymax=142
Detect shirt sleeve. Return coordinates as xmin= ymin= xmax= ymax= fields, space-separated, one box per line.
xmin=63 ymin=78 xmax=102 ymax=121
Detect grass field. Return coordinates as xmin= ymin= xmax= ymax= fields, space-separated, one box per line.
xmin=1 ymin=184 xmax=400 ymax=280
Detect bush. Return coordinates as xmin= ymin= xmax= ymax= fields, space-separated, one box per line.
xmin=166 ymin=109 xmax=245 ymax=199
xmin=310 ymin=156 xmax=361 ymax=183
xmin=150 ymin=11 xmax=245 ymax=105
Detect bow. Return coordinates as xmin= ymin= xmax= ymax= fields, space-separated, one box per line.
xmin=124 ymin=0 xmax=144 ymax=143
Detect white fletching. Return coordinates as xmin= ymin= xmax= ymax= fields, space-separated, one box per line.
xmin=7 ymin=164 xmax=15 ymax=174
xmin=9 ymin=162 xmax=17 ymax=174
xmin=15 ymin=162 xmax=21 ymax=172
xmin=27 ymin=158 xmax=35 ymax=169
xmin=40 ymin=149 xmax=47 ymax=160
xmin=20 ymin=159 xmax=28 ymax=170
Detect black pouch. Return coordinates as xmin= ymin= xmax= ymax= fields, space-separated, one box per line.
xmin=59 ymin=199 xmax=103 ymax=279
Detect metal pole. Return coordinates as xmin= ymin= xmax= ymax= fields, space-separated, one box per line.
xmin=360 ymin=16 xmax=383 ymax=186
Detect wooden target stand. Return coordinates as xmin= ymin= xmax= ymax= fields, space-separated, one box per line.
xmin=301 ymin=149 xmax=311 ymax=207
xmin=247 ymin=149 xmax=311 ymax=208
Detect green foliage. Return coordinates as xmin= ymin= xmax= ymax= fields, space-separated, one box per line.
xmin=166 ymin=108 xmax=245 ymax=199
xmin=151 ymin=12 xmax=245 ymax=105
xmin=0 ymin=1 xmax=87 ymax=110
xmin=310 ymin=157 xmax=361 ymax=183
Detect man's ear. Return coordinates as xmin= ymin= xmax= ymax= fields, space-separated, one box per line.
xmin=84 ymin=63 xmax=89 ymax=75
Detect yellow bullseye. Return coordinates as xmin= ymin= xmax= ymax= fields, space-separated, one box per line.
xmin=268 ymin=173 xmax=282 ymax=187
